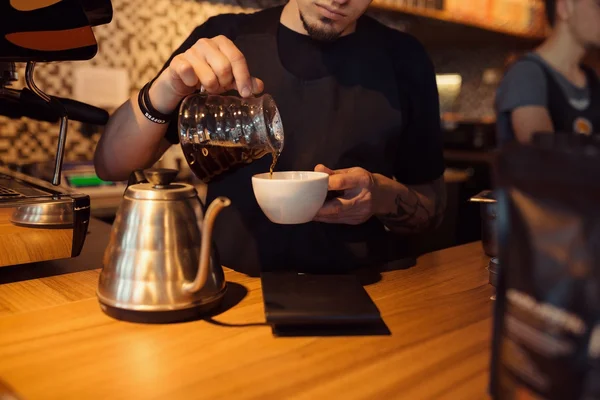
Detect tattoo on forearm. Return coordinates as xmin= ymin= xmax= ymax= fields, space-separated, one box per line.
xmin=379 ymin=177 xmax=447 ymax=234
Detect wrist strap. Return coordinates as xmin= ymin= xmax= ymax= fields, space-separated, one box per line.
xmin=138 ymin=80 xmax=171 ymax=125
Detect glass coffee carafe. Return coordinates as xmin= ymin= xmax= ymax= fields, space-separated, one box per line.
xmin=178 ymin=93 xmax=284 ymax=183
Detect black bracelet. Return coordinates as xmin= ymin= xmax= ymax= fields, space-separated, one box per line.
xmin=138 ymin=80 xmax=171 ymax=125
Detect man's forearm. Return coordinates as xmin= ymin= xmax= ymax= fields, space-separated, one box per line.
xmin=94 ymin=78 xmax=179 ymax=181
xmin=94 ymin=96 xmax=168 ymax=181
xmin=372 ymin=174 xmax=447 ymax=234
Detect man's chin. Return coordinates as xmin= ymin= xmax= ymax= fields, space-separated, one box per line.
xmin=312 ymin=26 xmax=342 ymax=41
xmin=300 ymin=11 xmax=343 ymax=41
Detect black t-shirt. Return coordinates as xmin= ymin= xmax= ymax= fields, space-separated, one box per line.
xmin=160 ymin=10 xmax=444 ymax=186
xmin=277 ymin=23 xmax=358 ymax=80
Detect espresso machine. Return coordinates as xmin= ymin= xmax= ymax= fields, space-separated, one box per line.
xmin=0 ymin=0 xmax=113 ymax=267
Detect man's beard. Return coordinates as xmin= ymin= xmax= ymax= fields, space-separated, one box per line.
xmin=299 ymin=10 xmax=342 ymax=42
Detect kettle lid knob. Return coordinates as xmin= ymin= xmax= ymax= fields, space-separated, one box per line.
xmin=143 ymin=168 xmax=179 ymax=188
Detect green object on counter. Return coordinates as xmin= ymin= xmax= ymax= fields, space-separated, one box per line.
xmin=67 ymin=174 xmax=113 ymax=188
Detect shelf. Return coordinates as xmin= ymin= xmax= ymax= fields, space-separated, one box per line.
xmin=370 ymin=2 xmax=547 ymax=40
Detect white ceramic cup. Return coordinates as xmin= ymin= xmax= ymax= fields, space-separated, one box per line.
xmin=251 ymin=171 xmax=329 ymax=224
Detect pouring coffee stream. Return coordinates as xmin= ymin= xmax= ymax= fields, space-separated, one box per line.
xmin=269 ymin=152 xmax=279 ymax=178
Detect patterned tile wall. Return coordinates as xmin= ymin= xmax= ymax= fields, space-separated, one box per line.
xmin=0 ymin=0 xmax=513 ymax=164
xmin=430 ymin=46 xmax=512 ymax=120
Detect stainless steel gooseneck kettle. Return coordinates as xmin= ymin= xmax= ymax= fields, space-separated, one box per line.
xmin=97 ymin=168 xmax=230 ymax=323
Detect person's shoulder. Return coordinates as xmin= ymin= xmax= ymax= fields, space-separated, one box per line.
xmin=183 ymin=13 xmax=245 ymax=43
xmin=187 ymin=7 xmax=280 ymax=40
xmin=496 ymin=54 xmax=548 ymax=112
xmin=361 ymin=16 xmax=428 ymax=56
xmin=504 ymin=55 xmax=547 ymax=80
xmin=361 ymin=16 xmax=433 ymax=75
xmin=498 ymin=55 xmax=548 ymax=95
xmin=503 ymin=55 xmax=556 ymax=95
xmin=203 ymin=11 xmax=253 ymax=25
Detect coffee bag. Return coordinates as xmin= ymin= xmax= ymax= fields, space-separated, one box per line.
xmin=491 ymin=133 xmax=600 ymax=399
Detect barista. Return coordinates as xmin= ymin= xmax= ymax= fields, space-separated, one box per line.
xmin=94 ymin=0 xmax=446 ymax=275
xmin=496 ymin=0 xmax=600 ymax=144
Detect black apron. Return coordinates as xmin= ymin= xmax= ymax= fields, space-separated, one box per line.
xmin=530 ymin=57 xmax=600 ymax=136
xmin=206 ymin=7 xmax=407 ymax=276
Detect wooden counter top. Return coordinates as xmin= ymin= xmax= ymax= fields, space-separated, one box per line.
xmin=0 ymin=241 xmax=493 ymax=400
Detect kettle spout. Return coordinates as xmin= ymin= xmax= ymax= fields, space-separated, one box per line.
xmin=183 ymin=196 xmax=231 ymax=294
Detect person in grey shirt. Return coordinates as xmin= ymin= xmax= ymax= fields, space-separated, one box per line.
xmin=496 ymin=0 xmax=600 ymax=145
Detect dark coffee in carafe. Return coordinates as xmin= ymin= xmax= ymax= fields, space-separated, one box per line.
xmin=182 ymin=142 xmax=278 ymax=183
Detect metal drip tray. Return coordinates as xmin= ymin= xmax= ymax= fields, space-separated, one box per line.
xmin=0 ymin=165 xmax=91 ymax=267
xmin=10 ymin=200 xmax=74 ymax=228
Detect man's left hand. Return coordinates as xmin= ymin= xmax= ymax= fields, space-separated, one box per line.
xmin=313 ymin=164 xmax=376 ymax=225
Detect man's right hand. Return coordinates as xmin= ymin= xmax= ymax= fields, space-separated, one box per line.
xmin=148 ymin=35 xmax=265 ymax=114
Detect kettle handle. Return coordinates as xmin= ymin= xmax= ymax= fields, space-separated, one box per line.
xmin=182 ymin=196 xmax=231 ymax=294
